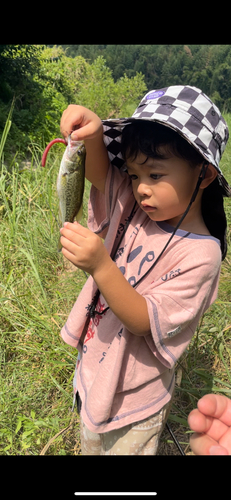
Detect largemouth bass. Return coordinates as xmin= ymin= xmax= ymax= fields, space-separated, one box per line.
xmin=41 ymin=136 xmax=86 ymax=250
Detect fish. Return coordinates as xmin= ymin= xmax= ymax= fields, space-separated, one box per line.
xmin=41 ymin=136 xmax=86 ymax=250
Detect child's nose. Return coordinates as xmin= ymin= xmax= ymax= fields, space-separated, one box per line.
xmin=137 ymin=182 xmax=152 ymax=197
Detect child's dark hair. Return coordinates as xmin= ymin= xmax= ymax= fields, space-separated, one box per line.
xmin=121 ymin=120 xmax=227 ymax=260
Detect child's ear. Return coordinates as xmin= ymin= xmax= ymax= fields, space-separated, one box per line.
xmin=200 ymin=164 xmax=217 ymax=189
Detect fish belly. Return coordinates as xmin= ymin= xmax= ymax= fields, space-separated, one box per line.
xmin=58 ymin=170 xmax=84 ymax=226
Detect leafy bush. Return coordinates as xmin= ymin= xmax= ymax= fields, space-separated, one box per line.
xmin=0 ymin=45 xmax=147 ymax=161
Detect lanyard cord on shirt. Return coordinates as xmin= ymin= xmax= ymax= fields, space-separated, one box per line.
xmin=88 ymin=199 xmax=138 ymax=318
xmin=88 ymin=162 xmax=208 ymax=319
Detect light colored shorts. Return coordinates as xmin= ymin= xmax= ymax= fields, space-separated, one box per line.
xmin=80 ymin=399 xmax=172 ymax=455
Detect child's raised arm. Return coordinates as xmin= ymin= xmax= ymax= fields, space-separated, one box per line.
xmin=60 ymin=105 xmax=110 ymax=193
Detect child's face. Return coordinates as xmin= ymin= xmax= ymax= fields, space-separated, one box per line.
xmin=125 ymin=147 xmax=203 ymax=226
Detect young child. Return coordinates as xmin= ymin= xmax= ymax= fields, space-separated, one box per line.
xmin=59 ymin=85 xmax=231 ymax=455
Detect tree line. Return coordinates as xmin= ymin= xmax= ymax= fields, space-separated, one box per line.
xmin=60 ymin=44 xmax=231 ymax=112
xmin=0 ymin=45 xmax=146 ymax=160
xmin=1 ymin=44 xmax=231 ymax=160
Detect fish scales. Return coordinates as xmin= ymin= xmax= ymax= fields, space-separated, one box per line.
xmin=56 ymin=139 xmax=85 ymax=251
xmin=41 ymin=136 xmax=86 ymax=251
xmin=62 ymin=169 xmax=84 ymax=223
xmin=57 ymin=138 xmax=86 ymax=227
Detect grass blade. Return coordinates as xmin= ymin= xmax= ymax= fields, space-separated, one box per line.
xmin=19 ymin=248 xmax=50 ymax=311
xmin=0 ymin=97 xmax=15 ymax=165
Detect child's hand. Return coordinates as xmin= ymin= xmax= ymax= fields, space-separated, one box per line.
xmin=188 ymin=394 xmax=231 ymax=455
xmin=60 ymin=105 xmax=103 ymax=142
xmin=60 ymin=104 xmax=109 ymax=193
xmin=60 ymin=222 xmax=110 ymax=276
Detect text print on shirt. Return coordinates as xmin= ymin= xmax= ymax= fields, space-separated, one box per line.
xmin=161 ymin=269 xmax=181 ymax=282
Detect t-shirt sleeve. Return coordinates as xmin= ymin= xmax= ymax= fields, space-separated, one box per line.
xmin=143 ymin=242 xmax=221 ymax=369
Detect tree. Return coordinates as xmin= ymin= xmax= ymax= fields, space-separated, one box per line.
xmin=75 ymin=56 xmax=147 ymax=119
xmin=0 ymin=45 xmax=147 ymax=158
xmin=0 ymin=45 xmax=45 ymax=154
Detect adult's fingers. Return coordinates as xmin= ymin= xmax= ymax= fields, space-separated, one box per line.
xmin=198 ymin=394 xmax=231 ymax=427
xmin=188 ymin=407 xmax=228 ymax=442
xmin=188 ymin=408 xmax=213 ymax=433
xmin=189 ymin=432 xmax=229 ymax=455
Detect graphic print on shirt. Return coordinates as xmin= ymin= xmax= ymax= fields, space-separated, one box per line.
xmin=114 ymin=222 xmax=156 ymax=287
xmin=99 ymin=327 xmax=123 ymax=363
xmin=115 ymin=204 xmax=139 ymax=240
xmin=114 ymin=224 xmax=142 ymax=261
xmin=84 ymin=296 xmax=106 ymax=347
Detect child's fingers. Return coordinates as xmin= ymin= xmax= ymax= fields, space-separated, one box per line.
xmin=61 ymin=245 xmax=78 ymax=266
xmin=71 ymin=121 xmax=99 ymax=141
xmin=60 ymin=229 xmax=82 ymax=250
xmin=60 ymin=107 xmax=82 ymax=138
xmin=60 ymin=105 xmax=102 ymax=141
xmin=60 ymin=234 xmax=77 ymax=252
xmin=62 ymin=222 xmax=90 ymax=238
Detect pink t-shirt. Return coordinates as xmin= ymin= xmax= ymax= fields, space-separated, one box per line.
xmin=61 ymin=164 xmax=221 ymax=433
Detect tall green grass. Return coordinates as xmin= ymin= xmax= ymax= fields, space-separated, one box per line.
xmin=0 ymin=113 xmax=231 ymax=455
xmin=0 ymin=97 xmax=15 ymax=167
xmin=0 ymin=131 xmax=90 ymax=454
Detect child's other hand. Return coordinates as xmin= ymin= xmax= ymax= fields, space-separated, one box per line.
xmin=60 ymin=105 xmax=103 ymax=142
xmin=60 ymin=222 xmax=110 ymax=275
xmin=188 ymin=394 xmax=231 ymax=455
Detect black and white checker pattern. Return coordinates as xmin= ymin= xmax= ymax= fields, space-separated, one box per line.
xmin=102 ymin=85 xmax=231 ymax=197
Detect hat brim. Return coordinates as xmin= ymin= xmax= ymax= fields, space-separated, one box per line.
xmin=102 ymin=117 xmax=231 ymax=198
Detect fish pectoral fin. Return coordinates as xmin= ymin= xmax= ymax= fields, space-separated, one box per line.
xmin=76 ymin=203 xmax=83 ymax=222
xmin=58 ymin=205 xmax=63 ymax=226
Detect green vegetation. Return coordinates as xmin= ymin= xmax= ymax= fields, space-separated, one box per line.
xmin=0 ymin=44 xmax=146 ymax=161
xmin=3 ymin=44 xmax=231 ymax=161
xmin=0 ymin=140 xmax=87 ymax=454
xmin=0 ymin=45 xmax=231 ymax=455
xmin=60 ymin=44 xmax=231 ymax=111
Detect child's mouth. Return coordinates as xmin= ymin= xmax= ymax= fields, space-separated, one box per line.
xmin=141 ymin=204 xmax=156 ymax=212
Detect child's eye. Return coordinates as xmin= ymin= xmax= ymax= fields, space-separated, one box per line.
xmin=129 ymin=174 xmax=138 ymax=180
xmin=150 ymin=174 xmax=162 ymax=180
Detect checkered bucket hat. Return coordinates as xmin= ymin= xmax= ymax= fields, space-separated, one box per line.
xmin=102 ymin=85 xmax=231 ymax=197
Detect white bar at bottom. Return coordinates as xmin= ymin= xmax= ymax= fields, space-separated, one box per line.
xmin=74 ymin=494 xmax=157 ymax=496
